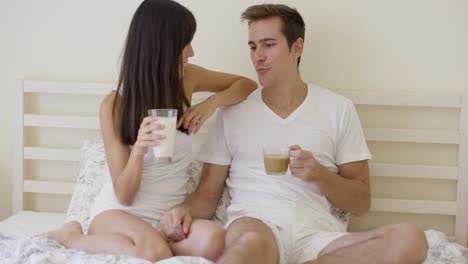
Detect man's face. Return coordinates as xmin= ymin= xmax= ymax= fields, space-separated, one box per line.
xmin=248 ymin=17 xmax=301 ymax=88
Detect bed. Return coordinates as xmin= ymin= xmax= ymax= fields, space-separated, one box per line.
xmin=1 ymin=80 xmax=467 ymax=263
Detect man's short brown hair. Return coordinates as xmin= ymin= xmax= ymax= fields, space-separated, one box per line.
xmin=241 ymin=4 xmax=305 ymax=64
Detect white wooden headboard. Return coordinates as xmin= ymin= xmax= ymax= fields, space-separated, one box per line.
xmin=13 ymin=80 xmax=468 ymax=246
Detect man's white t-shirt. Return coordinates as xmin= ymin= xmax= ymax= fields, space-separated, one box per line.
xmin=198 ymin=84 xmax=371 ymax=230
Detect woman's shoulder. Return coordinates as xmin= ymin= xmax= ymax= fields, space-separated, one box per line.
xmin=100 ymin=91 xmax=122 ymax=122
xmin=182 ymin=63 xmax=202 ymax=96
xmin=184 ymin=63 xmax=216 ymax=81
xmin=101 ymin=91 xmax=121 ymax=110
xmin=183 ymin=63 xmax=202 ymax=82
xmin=184 ymin=63 xmax=203 ymax=73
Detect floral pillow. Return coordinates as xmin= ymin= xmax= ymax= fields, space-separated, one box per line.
xmin=65 ymin=140 xmax=108 ymax=233
xmin=66 ymin=140 xmax=230 ymax=233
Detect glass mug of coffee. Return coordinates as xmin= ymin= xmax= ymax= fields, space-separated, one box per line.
xmin=263 ymin=146 xmax=290 ymax=175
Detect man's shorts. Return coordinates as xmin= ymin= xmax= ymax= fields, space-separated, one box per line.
xmin=225 ymin=203 xmax=348 ymax=264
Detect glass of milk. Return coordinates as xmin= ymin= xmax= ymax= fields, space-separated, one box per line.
xmin=147 ymin=109 xmax=177 ymax=163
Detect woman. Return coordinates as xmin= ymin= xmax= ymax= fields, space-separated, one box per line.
xmin=44 ymin=0 xmax=257 ymax=261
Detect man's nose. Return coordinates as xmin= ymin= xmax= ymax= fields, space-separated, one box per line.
xmin=253 ymin=47 xmax=266 ymax=62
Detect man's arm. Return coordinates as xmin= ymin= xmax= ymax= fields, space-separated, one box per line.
xmin=160 ymin=162 xmax=229 ymax=241
xmin=183 ymin=163 xmax=230 ymax=219
xmin=289 ymin=145 xmax=370 ymax=216
xmin=316 ymin=160 xmax=370 ymax=216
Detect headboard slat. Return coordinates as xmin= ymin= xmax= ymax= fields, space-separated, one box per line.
xmin=455 ymin=95 xmax=468 ymax=245
xmin=364 ymin=128 xmax=459 ymax=144
xmin=340 ymin=91 xmax=462 ymax=108
xmin=369 ymin=163 xmax=458 ymax=180
xmin=371 ymin=198 xmax=457 ymax=215
xmin=13 ymin=80 xmax=25 ymax=213
xmin=24 ymin=80 xmax=114 ymax=95
xmin=23 ymin=180 xmax=75 ymax=195
xmin=24 ymin=147 xmax=80 ymax=162
xmin=24 ymin=114 xmax=100 ymax=129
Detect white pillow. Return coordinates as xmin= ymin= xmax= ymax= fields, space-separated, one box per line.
xmin=66 ymin=140 xmax=230 ymax=233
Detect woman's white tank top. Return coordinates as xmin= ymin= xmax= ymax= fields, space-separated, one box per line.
xmin=91 ymin=130 xmax=192 ymax=222
xmin=90 ymin=87 xmax=193 ymax=221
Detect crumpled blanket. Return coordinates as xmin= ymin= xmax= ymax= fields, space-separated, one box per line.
xmin=0 ymin=234 xmax=214 ymax=264
xmin=424 ymin=230 xmax=468 ymax=264
xmin=0 ymin=230 xmax=466 ymax=263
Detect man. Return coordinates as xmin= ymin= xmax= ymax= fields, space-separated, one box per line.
xmin=161 ymin=4 xmax=428 ymax=264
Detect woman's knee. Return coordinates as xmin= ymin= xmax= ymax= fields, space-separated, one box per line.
xmin=192 ymin=221 xmax=225 ymax=261
xmin=130 ymin=225 xmax=174 ymax=261
xmin=206 ymin=224 xmax=225 ymax=260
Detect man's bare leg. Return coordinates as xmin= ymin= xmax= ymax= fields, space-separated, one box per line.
xmin=217 ymin=217 xmax=279 ymax=264
xmin=304 ymin=223 xmax=428 ymax=264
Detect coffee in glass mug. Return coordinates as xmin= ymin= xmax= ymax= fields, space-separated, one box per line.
xmin=263 ymin=147 xmax=289 ymax=175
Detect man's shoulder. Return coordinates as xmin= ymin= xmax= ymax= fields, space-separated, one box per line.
xmin=219 ymin=89 xmax=259 ymax=117
xmin=309 ymin=84 xmax=354 ymax=109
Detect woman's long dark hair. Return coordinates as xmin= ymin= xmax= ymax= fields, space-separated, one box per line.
xmin=114 ymin=0 xmax=196 ymax=145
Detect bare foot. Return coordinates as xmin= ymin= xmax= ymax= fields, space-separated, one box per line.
xmin=41 ymin=221 xmax=83 ymax=248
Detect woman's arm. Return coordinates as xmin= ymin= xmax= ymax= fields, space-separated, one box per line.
xmin=100 ymin=91 xmax=163 ymax=205
xmin=188 ymin=64 xmax=257 ymax=105
xmin=180 ymin=64 xmax=257 ymax=133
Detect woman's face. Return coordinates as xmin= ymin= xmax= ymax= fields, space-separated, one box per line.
xmin=180 ymin=43 xmax=194 ymax=76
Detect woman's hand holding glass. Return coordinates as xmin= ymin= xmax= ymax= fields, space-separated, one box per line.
xmin=132 ymin=116 xmax=166 ymax=156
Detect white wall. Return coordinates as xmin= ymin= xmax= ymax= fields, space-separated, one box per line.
xmin=1 ymin=0 xmax=12 ymax=221
xmin=180 ymin=0 xmax=468 ymax=93
xmin=1 ymin=0 xmax=139 ymax=220
xmin=1 ymin=0 xmax=468 ymax=221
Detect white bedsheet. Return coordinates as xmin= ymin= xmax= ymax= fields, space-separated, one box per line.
xmin=0 ymin=211 xmax=66 ymax=238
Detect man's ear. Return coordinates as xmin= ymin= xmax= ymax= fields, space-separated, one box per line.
xmin=292 ymin=37 xmax=304 ymax=58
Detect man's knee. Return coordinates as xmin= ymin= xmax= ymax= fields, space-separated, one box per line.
xmin=235 ymin=231 xmax=277 ymax=255
xmin=223 ymin=217 xmax=280 ymax=263
xmin=385 ymin=223 xmax=428 ymax=263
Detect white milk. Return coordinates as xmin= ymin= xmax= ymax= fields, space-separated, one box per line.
xmin=152 ymin=117 xmax=177 ymax=162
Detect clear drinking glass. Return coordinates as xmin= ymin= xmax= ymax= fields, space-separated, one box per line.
xmin=147 ymin=109 xmax=178 ymax=163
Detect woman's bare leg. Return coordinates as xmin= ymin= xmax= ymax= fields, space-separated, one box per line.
xmin=43 ymin=210 xmax=172 ymax=262
xmin=170 ymin=219 xmax=225 ymax=261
